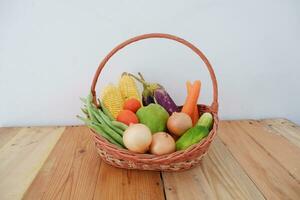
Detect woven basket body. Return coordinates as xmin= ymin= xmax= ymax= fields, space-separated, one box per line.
xmin=90 ymin=33 xmax=219 ymax=171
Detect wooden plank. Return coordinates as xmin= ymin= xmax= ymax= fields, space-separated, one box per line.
xmin=93 ymin=162 xmax=165 ymax=200
xmin=0 ymin=127 xmax=22 ymax=148
xmin=0 ymin=126 xmax=65 ymax=200
xmin=162 ymin=137 xmax=265 ymax=200
xmin=24 ymin=126 xmax=165 ymax=200
xmin=236 ymin=120 xmax=300 ymax=181
xmin=260 ymin=118 xmax=300 ymax=148
xmin=23 ymin=126 xmax=101 ymax=200
xmin=218 ymin=121 xmax=300 ymax=200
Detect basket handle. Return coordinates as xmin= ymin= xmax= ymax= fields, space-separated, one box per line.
xmin=91 ymin=33 xmax=218 ymax=113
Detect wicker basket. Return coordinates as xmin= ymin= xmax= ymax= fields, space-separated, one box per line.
xmin=90 ymin=33 xmax=219 ymax=171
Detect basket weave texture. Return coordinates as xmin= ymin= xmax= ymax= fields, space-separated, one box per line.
xmin=90 ymin=33 xmax=219 ymax=171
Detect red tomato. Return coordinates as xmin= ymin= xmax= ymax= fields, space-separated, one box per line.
xmin=117 ymin=109 xmax=139 ymax=126
xmin=123 ymin=98 xmax=141 ymax=113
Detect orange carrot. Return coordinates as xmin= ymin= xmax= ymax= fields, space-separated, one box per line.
xmin=186 ymin=81 xmax=192 ymax=94
xmin=192 ymin=104 xmax=199 ymax=125
xmin=182 ymin=80 xmax=201 ymax=119
xmin=186 ymin=81 xmax=199 ymax=125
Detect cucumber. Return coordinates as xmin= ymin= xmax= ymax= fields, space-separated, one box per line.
xmin=175 ymin=126 xmax=209 ymax=151
xmin=176 ymin=112 xmax=213 ymax=151
xmin=197 ymin=112 xmax=213 ymax=130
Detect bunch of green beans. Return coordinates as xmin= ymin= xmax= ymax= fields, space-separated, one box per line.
xmin=77 ymin=94 xmax=129 ymax=148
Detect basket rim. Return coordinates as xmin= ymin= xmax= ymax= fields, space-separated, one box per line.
xmin=91 ymin=104 xmax=218 ymax=162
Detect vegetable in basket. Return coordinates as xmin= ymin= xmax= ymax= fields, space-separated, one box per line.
xmin=99 ymin=100 xmax=115 ymax=121
xmin=129 ymin=73 xmax=179 ymax=114
xmin=182 ymin=80 xmax=201 ymax=120
xmin=197 ymin=112 xmax=213 ymax=129
xmin=111 ymin=120 xmax=128 ymax=131
xmin=175 ymin=112 xmax=213 ymax=151
xmin=101 ymin=84 xmax=124 ymax=118
xmin=154 ymin=88 xmax=180 ymax=115
xmin=78 ymin=94 xmax=126 ymax=148
xmin=150 ymin=132 xmax=175 ymax=155
xmin=119 ymin=72 xmax=141 ymax=102
xmin=167 ymin=112 xmax=193 ymax=136
xmin=136 ymin=104 xmax=169 ymax=133
xmin=123 ymin=123 xmax=152 ymax=153
xmin=77 ymin=115 xmax=121 ymax=147
xmin=135 ymin=72 xmax=156 ymax=105
xmin=123 ymin=98 xmax=141 ymax=113
xmin=116 ymin=109 xmax=139 ymax=126
xmin=186 ymin=81 xmax=199 ymax=125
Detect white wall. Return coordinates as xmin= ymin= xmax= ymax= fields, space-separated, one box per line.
xmin=1 ymin=0 xmax=299 ymax=126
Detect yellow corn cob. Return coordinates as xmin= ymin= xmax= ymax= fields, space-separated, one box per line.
xmin=101 ymin=84 xmax=124 ymax=118
xmin=119 ymin=73 xmax=141 ymax=102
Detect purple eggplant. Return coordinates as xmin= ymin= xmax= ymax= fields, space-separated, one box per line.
xmin=154 ymin=88 xmax=179 ymax=115
xmin=129 ymin=72 xmax=179 ymax=114
xmin=138 ymin=73 xmax=156 ymax=105
xmin=130 ymin=72 xmax=159 ymax=106
xmin=142 ymin=94 xmax=155 ymax=106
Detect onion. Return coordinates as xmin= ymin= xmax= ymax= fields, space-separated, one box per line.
xmin=150 ymin=132 xmax=175 ymax=155
xmin=167 ymin=112 xmax=192 ymax=136
xmin=123 ymin=123 xmax=152 ymax=153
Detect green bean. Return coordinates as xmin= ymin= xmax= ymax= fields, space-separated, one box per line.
xmin=98 ymin=110 xmax=124 ymax=136
xmin=89 ymin=124 xmax=123 ymax=148
xmin=86 ymin=99 xmax=98 ymax=122
xmin=80 ymin=94 xmax=124 ymax=147
xmin=89 ymin=103 xmax=124 ymax=136
xmin=77 ymin=115 xmax=124 ymax=148
xmin=88 ymin=108 xmax=124 ymax=145
xmin=98 ymin=123 xmax=124 ymax=145
xmin=111 ymin=121 xmax=128 ymax=131
xmin=89 ymin=107 xmax=104 ymax=124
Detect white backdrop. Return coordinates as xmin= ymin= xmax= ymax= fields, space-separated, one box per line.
xmin=1 ymin=0 xmax=299 ymax=126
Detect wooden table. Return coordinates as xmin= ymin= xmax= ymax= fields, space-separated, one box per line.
xmin=0 ymin=119 xmax=299 ymax=200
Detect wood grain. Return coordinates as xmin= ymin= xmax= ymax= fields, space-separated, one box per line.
xmin=236 ymin=120 xmax=300 ymax=181
xmin=1 ymin=119 xmax=299 ymax=200
xmin=23 ymin=126 xmax=165 ymax=200
xmin=218 ymin=121 xmax=300 ymax=200
xmin=260 ymin=118 xmax=300 ymax=148
xmin=93 ymin=162 xmax=165 ymax=200
xmin=23 ymin=126 xmax=101 ymax=200
xmin=162 ymin=137 xmax=265 ymax=200
xmin=0 ymin=126 xmax=65 ymax=200
xmin=0 ymin=127 xmax=21 ymax=148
